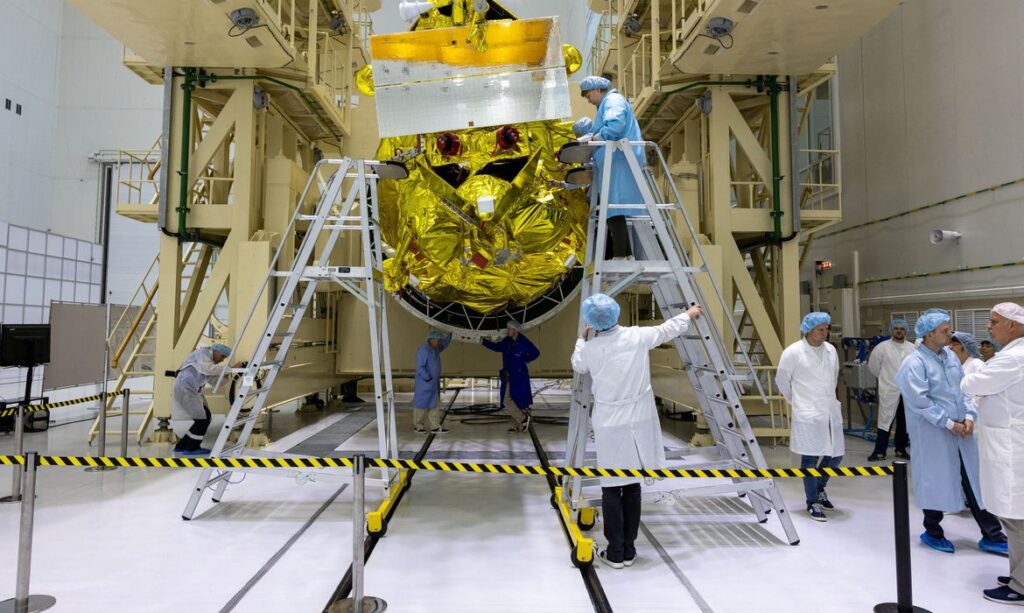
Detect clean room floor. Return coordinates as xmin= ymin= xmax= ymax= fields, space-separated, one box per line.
xmin=0 ymin=386 xmax=1012 ymax=612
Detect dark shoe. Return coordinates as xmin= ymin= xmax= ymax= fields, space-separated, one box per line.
xmin=980 ymin=538 xmax=1009 ymax=557
xmin=868 ymin=452 xmax=886 ymax=462
xmin=807 ymin=503 xmax=827 ymax=522
xmin=413 ymin=427 xmax=427 ymax=433
xmin=999 ymin=576 xmax=1012 ymax=587
xmin=895 ymin=450 xmax=910 ymax=460
xmin=430 ymin=427 xmax=449 ymax=434
xmin=523 ymin=413 xmax=532 ymax=431
xmin=983 ymin=585 xmax=1024 ymax=605
xmin=920 ymin=532 xmax=955 ymax=553
xmin=817 ymin=491 xmax=834 ymax=510
xmin=597 ymin=549 xmax=623 ymax=569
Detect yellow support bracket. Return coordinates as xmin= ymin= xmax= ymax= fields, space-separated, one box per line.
xmin=555 ymin=486 xmax=594 ymax=565
xmin=367 ymin=469 xmax=409 ymax=534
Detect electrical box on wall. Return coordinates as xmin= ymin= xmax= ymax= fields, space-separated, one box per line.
xmin=825 ymin=288 xmax=856 ymax=338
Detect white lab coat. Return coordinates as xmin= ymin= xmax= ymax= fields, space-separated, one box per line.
xmin=171 ymin=348 xmax=229 ymax=421
xmin=776 ymin=338 xmax=844 ymax=457
xmin=867 ymin=339 xmax=916 ymax=430
xmin=961 ymin=337 xmax=1024 ymax=519
xmin=571 ymin=312 xmax=691 ymax=486
xmin=963 ymin=356 xmax=985 ymax=376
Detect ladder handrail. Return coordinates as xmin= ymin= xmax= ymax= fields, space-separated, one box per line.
xmin=582 ymin=139 xmax=765 ymax=400
xmin=211 ymin=158 xmax=351 ymax=392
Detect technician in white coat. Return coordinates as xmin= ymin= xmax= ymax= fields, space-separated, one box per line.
xmin=867 ymin=319 xmax=915 ymax=461
xmin=776 ymin=312 xmax=843 ymax=522
xmin=571 ymin=293 xmax=702 ymax=569
xmin=962 ymin=303 xmax=1024 ymax=605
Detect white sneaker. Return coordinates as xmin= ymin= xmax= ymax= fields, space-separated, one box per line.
xmin=597 ymin=549 xmax=624 ymax=569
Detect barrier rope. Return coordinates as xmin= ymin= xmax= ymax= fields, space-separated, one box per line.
xmin=0 ymin=455 xmax=894 ymax=478
xmin=0 ymin=390 xmax=127 ymax=418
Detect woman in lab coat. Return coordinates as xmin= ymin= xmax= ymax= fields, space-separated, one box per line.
xmin=571 ymin=293 xmax=702 ymax=569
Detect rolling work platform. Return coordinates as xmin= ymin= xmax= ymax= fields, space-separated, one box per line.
xmin=558 ymin=139 xmax=800 ymax=553
xmin=181 ymin=157 xmax=408 ymax=520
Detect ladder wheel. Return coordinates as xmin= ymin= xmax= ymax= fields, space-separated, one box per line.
xmin=579 ymin=518 xmax=595 ymax=531
xmin=571 ymin=548 xmax=591 ymax=569
xmin=549 ymin=494 xmax=558 ymax=510
xmin=371 ymin=519 xmax=388 ymax=537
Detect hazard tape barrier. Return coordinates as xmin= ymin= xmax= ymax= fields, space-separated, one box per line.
xmin=0 ymin=390 xmax=127 ymax=418
xmin=0 ymin=455 xmax=894 ymax=478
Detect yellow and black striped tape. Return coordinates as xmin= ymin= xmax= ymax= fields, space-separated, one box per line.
xmin=0 ymin=455 xmax=894 ymax=478
xmin=0 ymin=390 xmax=127 ymax=418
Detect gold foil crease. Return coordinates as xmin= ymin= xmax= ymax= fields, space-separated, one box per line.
xmin=377 ymin=122 xmax=588 ymax=314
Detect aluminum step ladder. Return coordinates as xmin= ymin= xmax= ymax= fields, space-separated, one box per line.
xmin=560 ymin=139 xmax=799 ymax=545
xmin=182 ymin=158 xmax=402 ymax=520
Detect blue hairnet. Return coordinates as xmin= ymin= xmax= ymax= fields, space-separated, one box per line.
xmin=582 ymin=293 xmax=620 ymax=331
xmin=800 ymin=312 xmax=831 ymax=335
xmin=915 ymin=311 xmax=951 ymax=337
xmin=572 ymin=117 xmax=593 ymax=137
xmin=951 ymin=331 xmax=981 ymax=359
xmin=210 ymin=343 xmax=232 ymax=357
xmin=580 ymin=76 xmax=611 ymax=92
xmin=981 ymin=338 xmax=1002 ymax=351
xmin=921 ymin=307 xmax=950 ymax=317
xmin=427 ymin=330 xmax=446 ymax=341
xmin=889 ymin=318 xmax=909 ymax=333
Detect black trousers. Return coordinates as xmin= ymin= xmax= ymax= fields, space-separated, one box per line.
xmin=604 ymin=215 xmax=633 ymax=259
xmin=602 ymin=483 xmax=642 ymax=563
xmin=923 ymin=451 xmax=1005 ymax=542
xmin=872 ymin=397 xmax=909 ymax=455
xmin=174 ymin=406 xmax=212 ymax=451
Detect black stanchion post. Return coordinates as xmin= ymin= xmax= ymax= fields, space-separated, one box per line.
xmin=875 ymin=460 xmax=931 ymax=613
xmin=0 ymin=452 xmax=56 ymax=613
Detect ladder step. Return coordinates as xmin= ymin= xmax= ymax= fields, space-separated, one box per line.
xmin=219 ymin=443 xmax=246 ymax=456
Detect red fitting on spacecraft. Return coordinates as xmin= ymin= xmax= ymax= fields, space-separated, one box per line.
xmin=495 ymin=125 xmax=520 ymax=150
xmin=436 ymin=132 xmax=463 ymax=156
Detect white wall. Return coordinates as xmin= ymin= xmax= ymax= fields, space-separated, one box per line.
xmin=0 ymin=1 xmax=162 ymax=406
xmin=808 ymin=0 xmax=1024 ymax=306
xmin=0 ymin=0 xmax=62 ymax=232
xmin=52 ymin=5 xmax=163 ymax=242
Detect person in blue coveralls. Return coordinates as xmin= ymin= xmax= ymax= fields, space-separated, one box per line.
xmin=895 ymin=310 xmax=1008 ymax=555
xmin=413 ymin=330 xmax=452 ymax=434
xmin=481 ymin=320 xmax=540 ymax=432
xmin=576 ymin=75 xmax=645 ymax=260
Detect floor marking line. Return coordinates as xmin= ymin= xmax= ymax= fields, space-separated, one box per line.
xmin=640 ymin=522 xmax=715 ymax=613
xmin=220 ymin=482 xmax=349 ymax=613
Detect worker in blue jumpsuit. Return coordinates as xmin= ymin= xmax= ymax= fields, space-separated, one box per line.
xmin=413 ymin=329 xmax=452 ymax=434
xmin=482 ymin=320 xmax=540 ymax=432
xmin=577 ymin=75 xmax=646 ymax=259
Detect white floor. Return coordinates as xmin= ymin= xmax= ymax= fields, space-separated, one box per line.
xmin=0 ymin=388 xmax=1014 ymax=612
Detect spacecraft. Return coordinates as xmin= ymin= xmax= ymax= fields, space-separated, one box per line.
xmin=359 ymin=0 xmax=589 ymax=333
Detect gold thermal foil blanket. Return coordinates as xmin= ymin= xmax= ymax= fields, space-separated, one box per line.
xmin=376 ymin=122 xmax=588 ymax=313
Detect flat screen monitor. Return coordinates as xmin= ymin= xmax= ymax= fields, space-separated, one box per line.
xmin=0 ymin=324 xmax=51 ymax=367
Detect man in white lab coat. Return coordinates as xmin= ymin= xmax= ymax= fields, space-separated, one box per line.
xmin=867 ymin=319 xmax=915 ymax=461
xmin=962 ymin=303 xmax=1024 ymax=605
xmin=776 ymin=312 xmax=844 ymax=522
xmin=571 ymin=293 xmax=702 ymax=569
